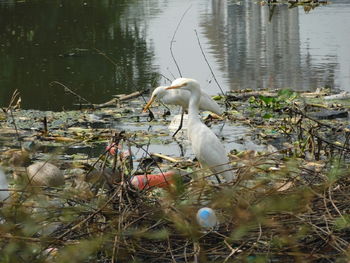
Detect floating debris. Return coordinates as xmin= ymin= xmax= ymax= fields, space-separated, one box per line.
xmin=26 ymin=162 xmax=65 ymax=187
xmin=196 ymin=207 xmax=218 ymax=229
xmin=309 ymin=110 xmax=349 ymax=120
xmin=324 ymin=91 xmax=350 ymax=100
xmin=130 ymin=170 xmax=179 ymax=190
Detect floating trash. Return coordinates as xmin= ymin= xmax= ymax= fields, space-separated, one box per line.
xmin=130 ymin=170 xmax=177 ymax=190
xmin=26 ymin=162 xmax=65 ymax=187
xmin=324 ymin=92 xmax=350 ymax=100
xmin=196 ymin=207 xmax=218 ymax=229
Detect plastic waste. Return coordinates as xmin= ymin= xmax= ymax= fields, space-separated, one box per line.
xmin=26 ymin=162 xmax=65 ymax=187
xmin=196 ymin=207 xmax=218 ymax=229
xmin=324 ymin=91 xmax=350 ymax=100
xmin=106 ymin=142 xmax=132 ymax=158
xmin=130 ymin=170 xmax=176 ymax=190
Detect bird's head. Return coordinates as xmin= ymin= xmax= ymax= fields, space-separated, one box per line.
xmin=165 ymin=78 xmax=199 ymax=93
xmin=143 ymin=86 xmax=168 ymax=112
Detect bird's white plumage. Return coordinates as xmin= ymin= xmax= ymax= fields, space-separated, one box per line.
xmin=0 ymin=168 xmax=9 ymax=201
xmin=167 ymin=78 xmax=234 ymax=183
xmin=150 ymin=78 xmax=223 ymax=115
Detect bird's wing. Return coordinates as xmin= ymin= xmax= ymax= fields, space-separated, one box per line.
xmin=189 ymin=123 xmax=229 ymax=170
xmin=189 ymin=124 xmax=234 ymax=182
xmin=199 ymin=92 xmax=223 ymax=115
xmin=162 ymin=89 xmax=189 ymax=109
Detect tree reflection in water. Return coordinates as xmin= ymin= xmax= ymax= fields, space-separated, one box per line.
xmin=0 ymin=0 xmax=160 ymax=110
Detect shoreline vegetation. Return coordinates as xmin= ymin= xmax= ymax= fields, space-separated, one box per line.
xmin=1 ymin=85 xmax=350 ymax=262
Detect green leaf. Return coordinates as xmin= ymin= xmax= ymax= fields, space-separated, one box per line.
xmin=248 ymin=96 xmax=256 ymax=104
xmin=262 ymin=113 xmax=273 ymax=119
xmin=212 ymin=95 xmax=223 ymax=101
xmin=259 ymin=96 xmax=275 ymax=105
xmin=277 ymin=89 xmax=298 ymax=102
xmin=334 ymin=215 xmax=350 ymax=230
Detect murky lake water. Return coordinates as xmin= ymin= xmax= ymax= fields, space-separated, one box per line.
xmin=1 ymin=0 xmax=350 ymax=111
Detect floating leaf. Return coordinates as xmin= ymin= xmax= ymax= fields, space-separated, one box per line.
xmin=262 ymin=113 xmax=273 ymax=119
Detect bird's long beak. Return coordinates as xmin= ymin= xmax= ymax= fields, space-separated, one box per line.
xmin=165 ymin=83 xmax=187 ymax=90
xmin=143 ymin=96 xmax=156 ymax=112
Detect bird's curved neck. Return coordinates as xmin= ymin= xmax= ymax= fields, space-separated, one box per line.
xmin=188 ymin=88 xmax=201 ymax=124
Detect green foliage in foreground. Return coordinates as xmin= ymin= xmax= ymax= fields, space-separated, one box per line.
xmin=1 ymin=155 xmax=350 ymax=262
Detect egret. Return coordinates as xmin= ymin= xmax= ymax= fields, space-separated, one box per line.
xmin=143 ymin=78 xmax=223 ymax=136
xmin=166 ymin=78 xmax=234 ymax=183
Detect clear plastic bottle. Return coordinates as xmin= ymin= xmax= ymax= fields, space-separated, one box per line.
xmin=196 ymin=207 xmax=218 ymax=229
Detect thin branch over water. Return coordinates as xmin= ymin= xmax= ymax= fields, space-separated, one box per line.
xmin=170 ymin=4 xmax=192 ymax=78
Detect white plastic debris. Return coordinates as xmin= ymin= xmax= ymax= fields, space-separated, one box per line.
xmin=26 ymin=162 xmax=65 ymax=187
xmin=196 ymin=207 xmax=218 ymax=229
xmin=324 ymin=92 xmax=350 ymax=100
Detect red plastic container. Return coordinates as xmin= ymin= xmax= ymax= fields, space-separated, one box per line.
xmin=130 ymin=170 xmax=176 ymax=190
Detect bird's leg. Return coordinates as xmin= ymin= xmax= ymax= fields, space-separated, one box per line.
xmin=172 ymin=110 xmax=184 ymax=137
xmin=214 ymin=174 xmax=222 ymax=184
xmin=173 ymin=137 xmax=185 ymax=157
xmin=199 ymin=163 xmax=221 ymax=184
xmin=147 ymin=110 xmax=155 ymax=121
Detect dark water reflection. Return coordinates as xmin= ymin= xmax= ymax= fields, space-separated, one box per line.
xmin=0 ymin=0 xmax=159 ymax=110
xmin=1 ymin=0 xmax=349 ymax=110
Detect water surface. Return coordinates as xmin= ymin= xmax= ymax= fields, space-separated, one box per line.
xmin=1 ymin=0 xmax=349 ymax=110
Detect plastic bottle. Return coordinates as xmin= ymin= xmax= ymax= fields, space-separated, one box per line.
xmin=196 ymin=207 xmax=218 ymax=229
xmin=130 ymin=170 xmax=176 ymax=190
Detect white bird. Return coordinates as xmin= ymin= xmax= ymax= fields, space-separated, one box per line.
xmin=0 ymin=168 xmax=10 ymax=202
xmin=143 ymin=78 xmax=223 ymax=136
xmin=166 ymin=78 xmax=234 ymax=183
